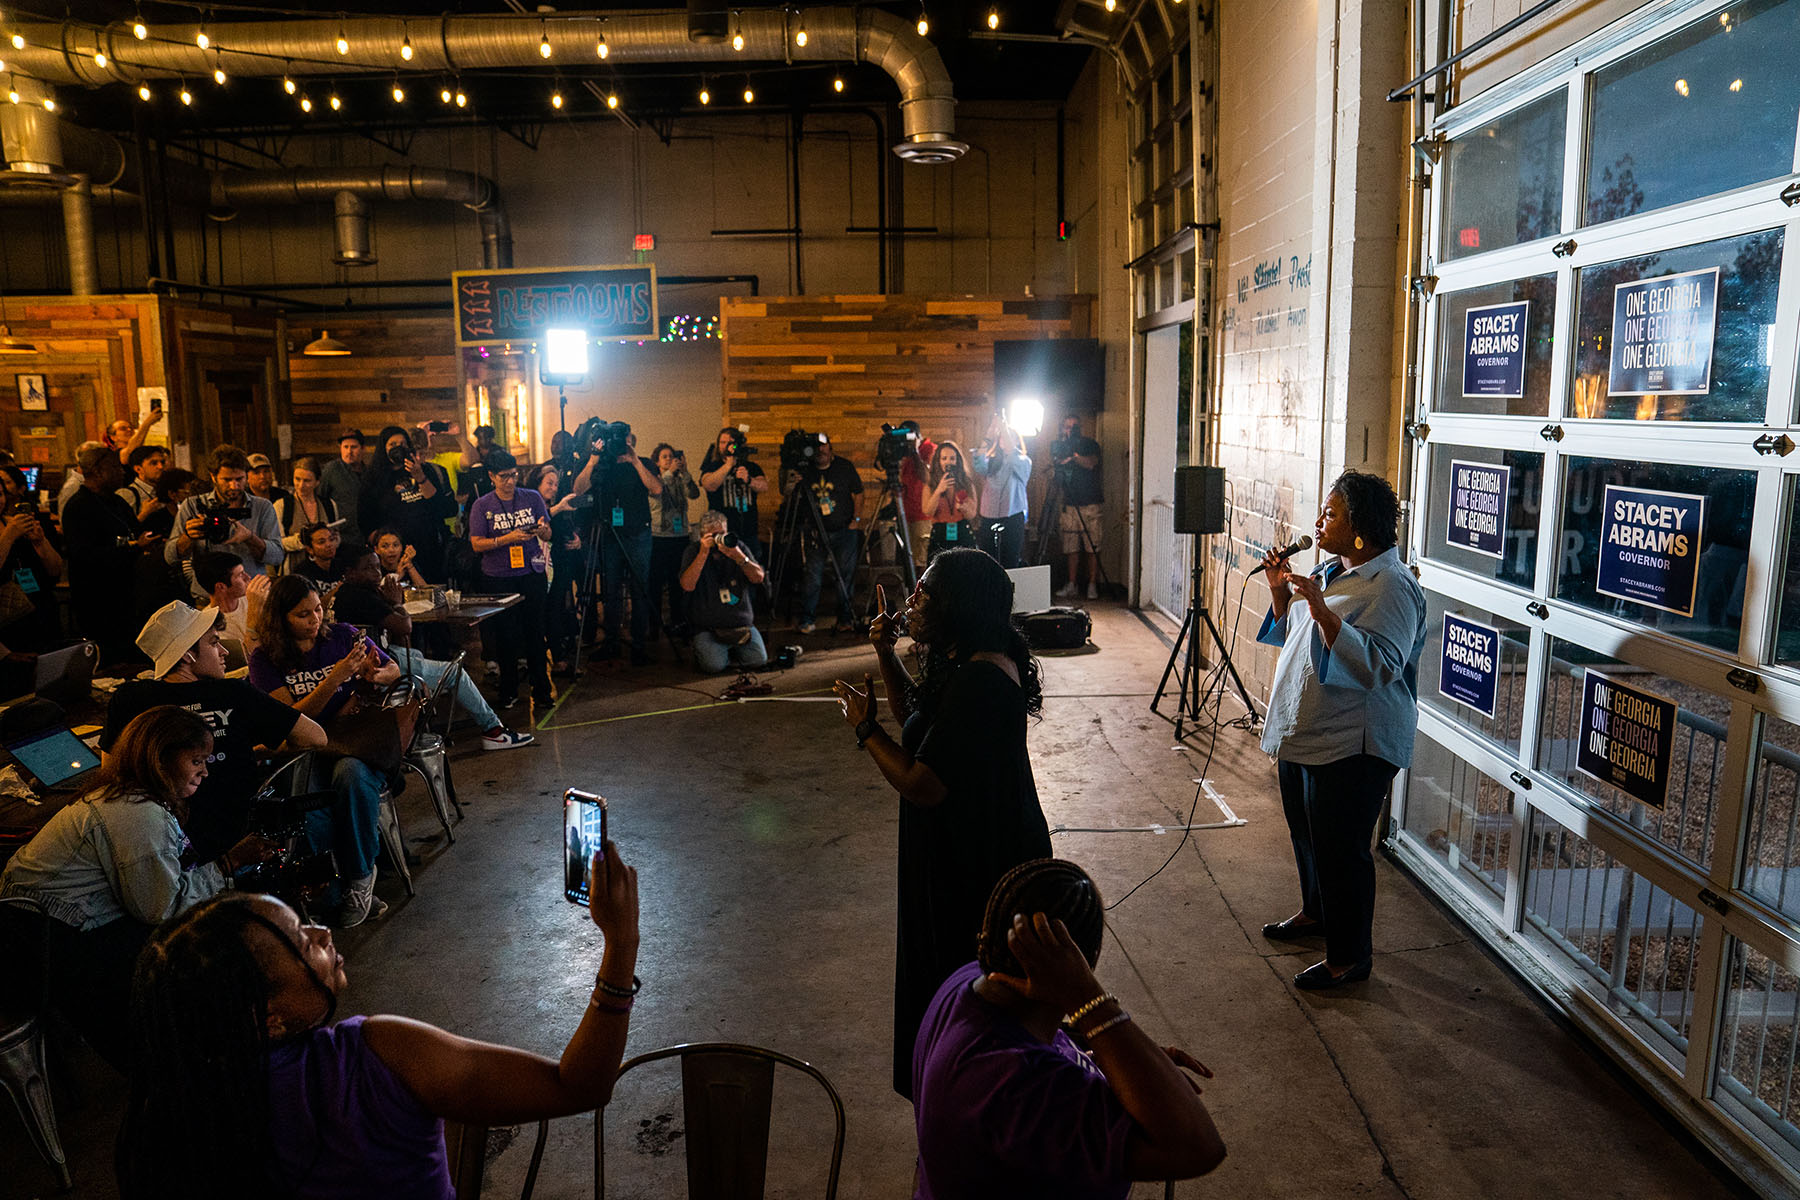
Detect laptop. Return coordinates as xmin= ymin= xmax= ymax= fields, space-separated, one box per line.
xmin=33 ymin=641 xmax=97 ymax=705
xmin=5 ymin=726 xmax=102 ymax=793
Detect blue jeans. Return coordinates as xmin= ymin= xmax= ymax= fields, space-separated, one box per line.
xmin=305 ymin=755 xmax=385 ymax=882
xmin=693 ymin=626 xmax=768 ymax=674
xmin=390 ymin=647 xmax=500 ymax=730
xmin=601 ymin=528 xmax=654 ymax=648
xmin=800 ymin=528 xmax=859 ymax=623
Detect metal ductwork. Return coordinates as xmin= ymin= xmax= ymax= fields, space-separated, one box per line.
xmin=3 ymin=6 xmax=964 ymax=161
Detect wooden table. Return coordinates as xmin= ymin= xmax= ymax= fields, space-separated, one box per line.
xmin=409 ymin=594 xmax=521 ymax=628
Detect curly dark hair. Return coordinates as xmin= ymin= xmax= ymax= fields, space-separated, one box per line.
xmin=1329 ymin=469 xmax=1401 ymax=552
xmin=912 ymin=548 xmax=1043 ymax=719
xmin=976 ymin=858 xmax=1105 ymax=977
xmin=256 ymin=574 xmax=325 ymax=672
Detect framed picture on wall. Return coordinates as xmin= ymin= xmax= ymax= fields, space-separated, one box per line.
xmin=15 ymin=374 xmax=46 ymax=411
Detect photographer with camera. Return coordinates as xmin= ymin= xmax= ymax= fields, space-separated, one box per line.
xmin=794 ymin=433 xmax=863 ymax=634
xmin=700 ymin=426 xmax=768 ymax=558
xmin=64 ymin=444 xmax=161 ymax=666
xmin=0 ymin=467 xmax=65 ymax=653
xmin=169 ymin=444 xmax=285 ymax=600
xmin=468 ymin=451 xmax=555 ymax=708
xmin=572 ymin=421 xmax=661 ymax=665
xmin=923 ymin=441 xmax=979 ymax=563
xmin=971 ymin=418 xmax=1033 ymax=570
xmin=649 ymin=444 xmax=701 ymax=646
xmin=1051 ymin=415 xmax=1104 ymax=600
xmin=0 ymin=705 xmax=280 ymax=1069
xmin=250 ymin=575 xmax=401 ymax=927
xmin=892 ymin=420 xmax=936 ymax=568
xmin=679 ymin=510 xmax=768 ymax=674
xmin=357 ymin=425 xmax=457 ymax=584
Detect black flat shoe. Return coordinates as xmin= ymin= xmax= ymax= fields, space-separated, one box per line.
xmin=1294 ymin=958 xmax=1373 ymax=991
xmin=1261 ymin=916 xmax=1326 ymax=942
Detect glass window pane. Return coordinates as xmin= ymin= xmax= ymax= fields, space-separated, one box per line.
xmin=1537 ymin=637 xmax=1730 ymax=869
xmin=1442 ymin=88 xmax=1566 ymax=261
xmin=1433 ymin=275 xmax=1557 ymax=416
xmin=1522 ymin=810 xmax=1700 ymax=1067
xmin=1403 ymin=733 xmax=1514 ymax=913
xmin=1424 ymin=444 xmax=1544 ymax=589
xmin=1585 ymin=0 xmax=1800 ymax=225
xmin=1771 ymin=483 xmax=1800 ymax=665
xmin=1716 ymin=939 xmax=1800 ymax=1154
xmin=1743 ymin=715 xmax=1800 ymax=922
xmin=1556 ymin=456 xmax=1756 ymax=653
xmin=1571 ymin=229 xmax=1783 ymax=423
xmin=1421 ymin=594 xmax=1532 ymax=750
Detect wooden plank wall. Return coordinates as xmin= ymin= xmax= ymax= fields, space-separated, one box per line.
xmin=720 ymin=293 xmax=1094 ymax=514
xmin=286 ymin=313 xmax=461 ymax=457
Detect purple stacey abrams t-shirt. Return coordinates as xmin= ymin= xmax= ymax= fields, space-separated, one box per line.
xmin=912 ymin=962 xmax=1135 ymax=1200
xmin=267 ymin=1015 xmax=453 ymax=1200
xmin=248 ymin=622 xmax=393 ymax=721
xmin=468 ymin=487 xmax=549 ymax=578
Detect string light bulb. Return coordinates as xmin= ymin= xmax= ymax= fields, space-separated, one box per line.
xmin=596 ymin=19 xmax=608 ymax=58
xmin=7 ymin=86 xmax=18 ymax=104
xmin=283 ymin=74 xmax=296 ymax=95
xmin=299 ymin=92 xmax=311 ymax=112
xmin=40 ymin=96 xmax=51 ymax=110
xmin=400 ymin=33 xmax=412 ymax=61
xmin=137 ymin=83 xmax=151 ymax=100
xmin=551 ymin=88 xmax=563 ymax=109
xmin=335 ymin=21 xmax=349 ymax=55
xmin=699 ymin=81 xmax=710 ymax=104
xmin=795 ymin=20 xmax=807 ymax=47
xmin=917 ymin=6 xmax=929 ymax=36
xmin=743 ymin=83 xmax=754 ymax=103
xmin=328 ymin=92 xmax=340 ymax=111
xmin=7 ymin=34 xmax=21 ymax=50
xmin=454 ymin=86 xmax=466 ymax=108
xmin=392 ymin=81 xmax=405 ymax=103
xmin=213 ymin=64 xmax=225 ymax=85
xmin=987 ymin=7 xmax=999 ymax=29
xmin=179 ymin=83 xmax=193 ymax=105
xmin=833 ymin=75 xmax=844 ymax=92
xmin=195 ymin=24 xmax=208 ymax=50
xmin=539 ymin=28 xmax=552 ymax=58
xmin=732 ymin=11 xmax=744 ymax=51
xmin=1104 ymin=0 xmax=1116 ymax=9
xmin=94 ymin=50 xmax=107 ymax=68
xmin=132 ymin=13 xmax=147 ymax=39
xmin=439 ymin=83 xmax=451 ymax=103
xmin=606 ymin=91 xmax=618 ymax=109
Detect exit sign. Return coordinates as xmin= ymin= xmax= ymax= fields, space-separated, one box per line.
xmin=633 ymin=233 xmax=655 ymax=251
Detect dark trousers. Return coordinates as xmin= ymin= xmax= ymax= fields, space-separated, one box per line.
xmin=647 ymin=536 xmax=690 ymax=637
xmin=980 ymin=511 xmax=1026 ymax=569
xmin=483 ymin=570 xmax=550 ymax=700
xmin=601 ymin=528 xmax=654 ymax=649
xmin=1277 ymin=754 xmax=1397 ymax=966
xmin=800 ymin=527 xmax=859 ymax=623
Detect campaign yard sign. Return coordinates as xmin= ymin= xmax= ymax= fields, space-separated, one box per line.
xmin=1461 ymin=300 xmax=1529 ymax=399
xmin=1446 ymin=459 xmax=1509 ymax=559
xmin=1595 ymin=484 xmax=1705 ymax=618
xmin=1575 ymin=669 xmax=1676 ymax=809
xmin=1607 ymin=267 xmax=1719 ymax=396
xmin=1439 ymin=613 xmax=1501 ymax=719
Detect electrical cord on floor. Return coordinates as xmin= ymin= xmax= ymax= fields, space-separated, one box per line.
xmin=1106 ymin=568 xmax=1263 ymax=911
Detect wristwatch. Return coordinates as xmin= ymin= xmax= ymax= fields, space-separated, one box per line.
xmin=855 ymin=716 xmax=879 ymax=748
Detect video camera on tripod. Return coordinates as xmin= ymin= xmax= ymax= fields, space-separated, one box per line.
xmin=573 ymin=415 xmax=634 ymax=460
xmin=874 ymin=422 xmax=920 ymax=475
xmin=781 ymin=429 xmax=828 ymax=473
xmin=236 ymin=787 xmax=339 ymax=901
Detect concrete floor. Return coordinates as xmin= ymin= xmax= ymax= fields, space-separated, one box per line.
xmin=1 ymin=602 xmax=1752 ymax=1199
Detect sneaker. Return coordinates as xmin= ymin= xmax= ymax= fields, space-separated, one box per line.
xmin=339 ymin=874 xmax=388 ymax=928
xmin=496 ymin=693 xmax=518 ymax=711
xmin=481 ymin=727 xmax=535 ymax=751
xmin=1086 ymin=582 xmax=1099 ymax=600
xmin=796 ymin=621 xmax=817 ymax=634
xmin=1056 ymin=581 xmax=1078 ymax=598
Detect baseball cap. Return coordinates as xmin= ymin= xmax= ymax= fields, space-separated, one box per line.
xmin=246 ymin=453 xmax=272 ymax=469
xmin=339 ymin=427 xmax=365 ymax=444
xmin=137 ymin=601 xmax=223 ymax=679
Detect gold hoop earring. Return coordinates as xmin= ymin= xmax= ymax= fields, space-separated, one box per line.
xmin=1354 ymin=536 xmax=1364 ymax=550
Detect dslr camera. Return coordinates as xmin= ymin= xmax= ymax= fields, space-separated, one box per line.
xmin=574 ymin=416 xmax=633 ymax=459
xmin=197 ymin=495 xmax=252 ymax=543
xmin=237 ymin=788 xmax=339 ymax=900
xmin=874 ymin=422 xmax=920 ymax=474
xmin=720 ymin=428 xmax=756 ymax=462
xmin=781 ymin=429 xmax=827 ymax=473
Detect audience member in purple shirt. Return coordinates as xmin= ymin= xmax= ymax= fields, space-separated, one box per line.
xmin=911 ymin=859 xmax=1226 ymax=1199
xmin=248 ymin=575 xmax=398 ymax=723
xmin=119 ymin=843 xmax=643 ymax=1198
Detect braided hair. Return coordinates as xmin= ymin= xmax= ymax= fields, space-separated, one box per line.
xmin=120 ymin=894 xmax=339 ymax=1200
xmin=976 ymin=858 xmax=1106 ymax=977
xmin=912 ymin=548 xmax=1043 ymax=719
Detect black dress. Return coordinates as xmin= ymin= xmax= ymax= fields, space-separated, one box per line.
xmin=893 ymin=658 xmax=1052 ymax=1098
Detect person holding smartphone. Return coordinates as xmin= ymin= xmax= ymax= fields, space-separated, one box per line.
xmin=120 ymin=841 xmax=640 ymax=1198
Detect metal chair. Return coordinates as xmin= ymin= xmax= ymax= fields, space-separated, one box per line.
xmin=397 ymin=649 xmax=467 ymax=841
xmin=253 ymin=750 xmax=414 ymax=900
xmin=589 ymin=1042 xmax=846 ymax=1200
xmin=0 ymin=895 xmax=72 ymax=1191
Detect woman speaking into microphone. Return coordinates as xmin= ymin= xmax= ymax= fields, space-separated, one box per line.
xmin=1256 ymin=470 xmax=1425 ymax=991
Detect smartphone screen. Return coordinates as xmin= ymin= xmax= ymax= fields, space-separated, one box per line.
xmin=563 ymin=789 xmax=607 ymax=905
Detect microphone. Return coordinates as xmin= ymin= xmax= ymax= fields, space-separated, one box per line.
xmin=1268 ymin=535 xmax=1313 ymax=563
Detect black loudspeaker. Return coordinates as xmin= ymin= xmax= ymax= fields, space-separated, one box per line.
xmin=1174 ymin=466 xmax=1226 ymax=535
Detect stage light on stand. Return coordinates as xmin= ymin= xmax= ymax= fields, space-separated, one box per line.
xmin=540 ymin=327 xmax=589 ymax=387
xmin=1005 ymin=396 xmax=1045 ymax=438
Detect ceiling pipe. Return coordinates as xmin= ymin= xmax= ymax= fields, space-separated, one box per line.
xmin=4 ymin=6 xmax=964 ymax=161
xmin=61 ymin=176 xmax=100 ymax=295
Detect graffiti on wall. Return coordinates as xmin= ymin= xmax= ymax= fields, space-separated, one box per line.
xmin=1223 ymin=252 xmax=1313 ymax=353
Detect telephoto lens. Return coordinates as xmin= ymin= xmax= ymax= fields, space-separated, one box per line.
xmin=718 ymin=532 xmax=739 ymax=550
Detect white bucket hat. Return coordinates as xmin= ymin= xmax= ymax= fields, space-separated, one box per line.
xmin=137 ymin=601 xmax=221 ymax=679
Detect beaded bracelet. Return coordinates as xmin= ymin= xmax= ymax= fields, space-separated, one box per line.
xmin=595 ymin=973 xmax=643 ymax=999
xmin=588 ymin=994 xmax=634 ymax=1014
xmin=1061 ymin=992 xmax=1116 ymax=1029
xmin=1082 ymin=1011 xmax=1133 ymax=1041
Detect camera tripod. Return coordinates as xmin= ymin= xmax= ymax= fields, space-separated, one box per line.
xmin=1151 ymin=545 xmax=1259 ymax=740
xmin=768 ymin=470 xmax=857 ymax=629
xmin=856 ymin=464 xmax=919 ymax=622
xmin=1032 ymin=459 xmax=1115 ymax=598
xmin=567 ymin=479 xmax=649 ymax=674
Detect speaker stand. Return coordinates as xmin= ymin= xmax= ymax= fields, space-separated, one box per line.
xmin=1151 ymin=549 xmax=1259 ymax=740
